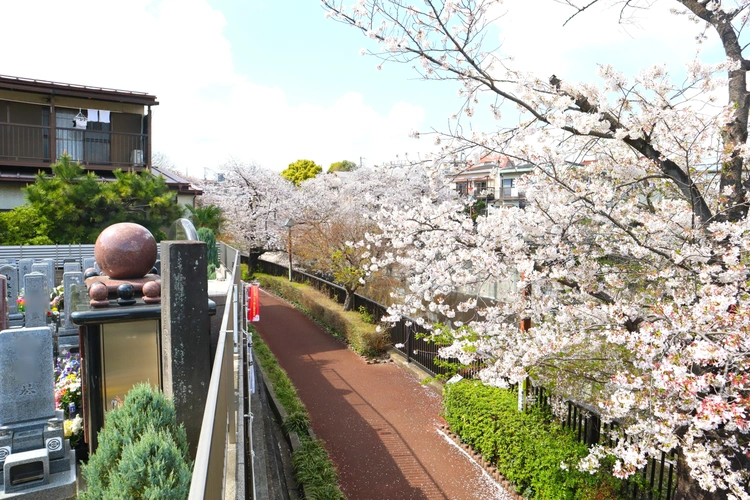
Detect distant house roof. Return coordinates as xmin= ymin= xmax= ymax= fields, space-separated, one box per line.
xmin=0 ymin=165 xmax=201 ymax=197
xmin=152 ymin=166 xmax=203 ymax=196
xmin=0 ymin=74 xmax=159 ymax=106
xmin=452 ymin=156 xmax=532 ymax=182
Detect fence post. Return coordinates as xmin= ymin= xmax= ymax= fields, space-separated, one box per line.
xmin=405 ymin=321 xmax=411 ymax=363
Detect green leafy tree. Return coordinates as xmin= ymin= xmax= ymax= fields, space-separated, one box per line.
xmin=327 ymin=160 xmax=357 ymax=173
xmin=0 ymin=205 xmax=54 ymax=245
xmin=107 ymin=168 xmax=183 ymax=240
xmin=23 ymin=155 xmax=182 ymax=243
xmin=280 ymin=159 xmax=322 ymax=186
xmin=23 ymin=155 xmax=108 ymax=243
xmin=185 ymin=204 xmax=224 ymax=235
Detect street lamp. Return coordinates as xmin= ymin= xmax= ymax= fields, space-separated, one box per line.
xmin=284 ymin=218 xmax=294 ymax=281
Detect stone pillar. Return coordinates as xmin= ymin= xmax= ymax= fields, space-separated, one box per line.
xmin=0 ymin=275 xmax=6 ymax=332
xmin=160 ymin=240 xmax=210 ymax=459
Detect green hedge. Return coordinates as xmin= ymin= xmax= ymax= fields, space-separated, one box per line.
xmin=444 ymin=381 xmax=621 ymax=500
xmin=255 ymin=273 xmax=389 ymax=357
xmin=252 ymin=329 xmax=346 ymax=499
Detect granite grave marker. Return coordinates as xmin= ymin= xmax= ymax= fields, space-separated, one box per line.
xmin=0 ymin=264 xmax=17 ymax=315
xmin=23 ymin=273 xmax=48 ymax=328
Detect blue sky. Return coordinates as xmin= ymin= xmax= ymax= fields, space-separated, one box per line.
xmin=0 ymin=0 xmax=727 ymax=178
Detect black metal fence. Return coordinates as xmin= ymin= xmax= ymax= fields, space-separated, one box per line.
xmin=256 ymin=259 xmax=466 ymax=377
xmin=256 ymin=259 xmax=677 ymax=500
xmin=526 ymin=385 xmax=677 ymax=500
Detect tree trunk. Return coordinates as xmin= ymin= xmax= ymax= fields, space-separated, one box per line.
xmin=673 ymin=450 xmax=730 ymax=500
xmin=246 ymin=250 xmax=264 ymax=273
xmin=343 ymin=289 xmax=353 ymax=311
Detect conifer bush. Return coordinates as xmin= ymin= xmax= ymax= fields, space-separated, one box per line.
xmin=80 ymin=383 xmax=192 ymax=499
xmin=104 ymin=425 xmax=192 ymax=499
xmin=197 ymin=227 xmax=219 ymax=279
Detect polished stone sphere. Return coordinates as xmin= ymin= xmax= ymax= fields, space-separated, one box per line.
xmin=94 ymin=223 xmax=157 ymax=279
xmin=142 ymin=280 xmax=161 ymax=298
xmin=117 ymin=283 xmax=135 ymax=300
xmin=89 ymin=281 xmax=109 ymax=301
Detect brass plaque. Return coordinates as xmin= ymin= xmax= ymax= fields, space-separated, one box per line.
xmin=101 ymin=320 xmax=160 ymax=412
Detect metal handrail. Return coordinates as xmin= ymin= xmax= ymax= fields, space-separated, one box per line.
xmin=189 ymin=245 xmax=241 ymax=499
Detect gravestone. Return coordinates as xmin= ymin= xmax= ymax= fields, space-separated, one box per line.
xmin=0 ymin=276 xmax=5 ymax=331
xmin=82 ymin=257 xmax=96 ymax=272
xmin=24 ymin=273 xmax=48 ymax=328
xmin=0 ymin=264 xmax=17 ymax=314
xmin=63 ymin=262 xmax=80 ymax=274
xmin=31 ymin=262 xmax=48 ymax=283
xmin=0 ymin=326 xmax=77 ymax=497
xmin=0 ymin=328 xmax=56 ymax=425
xmin=17 ymin=258 xmax=34 ymax=284
xmin=58 ymin=272 xmax=84 ymax=350
xmin=41 ymin=258 xmax=56 ymax=292
xmin=0 ymin=264 xmax=24 ymax=328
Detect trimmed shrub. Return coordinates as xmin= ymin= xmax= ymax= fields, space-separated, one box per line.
xmin=256 ymin=273 xmax=389 ymax=356
xmin=103 ymin=425 xmax=192 ymax=499
xmin=197 ymin=227 xmax=219 ymax=279
xmin=240 ymin=263 xmax=251 ymax=281
xmin=443 ymin=381 xmax=621 ymax=500
xmin=80 ymin=383 xmax=192 ymax=499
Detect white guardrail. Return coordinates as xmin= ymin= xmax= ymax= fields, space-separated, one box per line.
xmin=189 ymin=243 xmax=246 ymax=499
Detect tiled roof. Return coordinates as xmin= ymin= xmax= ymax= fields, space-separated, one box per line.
xmin=0 ymin=74 xmax=158 ymax=106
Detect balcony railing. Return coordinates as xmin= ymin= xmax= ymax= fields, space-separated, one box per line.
xmin=0 ymin=122 xmax=50 ymax=162
xmin=500 ymin=186 xmax=522 ymax=198
xmin=0 ymin=122 xmax=147 ymax=168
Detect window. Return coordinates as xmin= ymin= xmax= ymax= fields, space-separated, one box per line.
xmin=55 ymin=109 xmax=111 ymax=163
xmin=502 ymin=178 xmax=515 ymax=197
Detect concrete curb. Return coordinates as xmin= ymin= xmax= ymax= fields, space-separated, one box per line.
xmin=386 ymin=347 xmax=444 ymax=396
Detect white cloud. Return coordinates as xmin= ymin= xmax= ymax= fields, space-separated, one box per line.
xmin=0 ymin=0 xmax=429 ymax=176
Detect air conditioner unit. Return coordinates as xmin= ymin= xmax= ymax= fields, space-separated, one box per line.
xmin=131 ymin=149 xmax=144 ymax=166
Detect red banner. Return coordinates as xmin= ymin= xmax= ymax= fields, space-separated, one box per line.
xmin=247 ymin=283 xmax=260 ymax=322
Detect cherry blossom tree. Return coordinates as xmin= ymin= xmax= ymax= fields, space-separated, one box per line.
xmin=294 ymin=166 xmax=452 ymax=310
xmin=200 ymin=160 xmax=296 ymax=268
xmin=322 ymin=0 xmax=750 ymax=497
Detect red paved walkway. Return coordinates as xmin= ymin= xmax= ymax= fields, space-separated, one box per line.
xmin=254 ymin=290 xmax=509 ymax=500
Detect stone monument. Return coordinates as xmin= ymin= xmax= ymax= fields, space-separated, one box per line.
xmin=16 ymin=261 xmax=33 ymax=287
xmin=58 ymin=272 xmax=84 ymax=352
xmin=0 ymin=327 xmax=76 ymax=498
xmin=22 ymin=274 xmax=48 ymax=329
xmin=84 ymin=223 xmax=161 ymax=306
xmin=0 ymin=276 xmax=6 ymax=332
xmin=0 ymin=266 xmax=22 ymax=328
